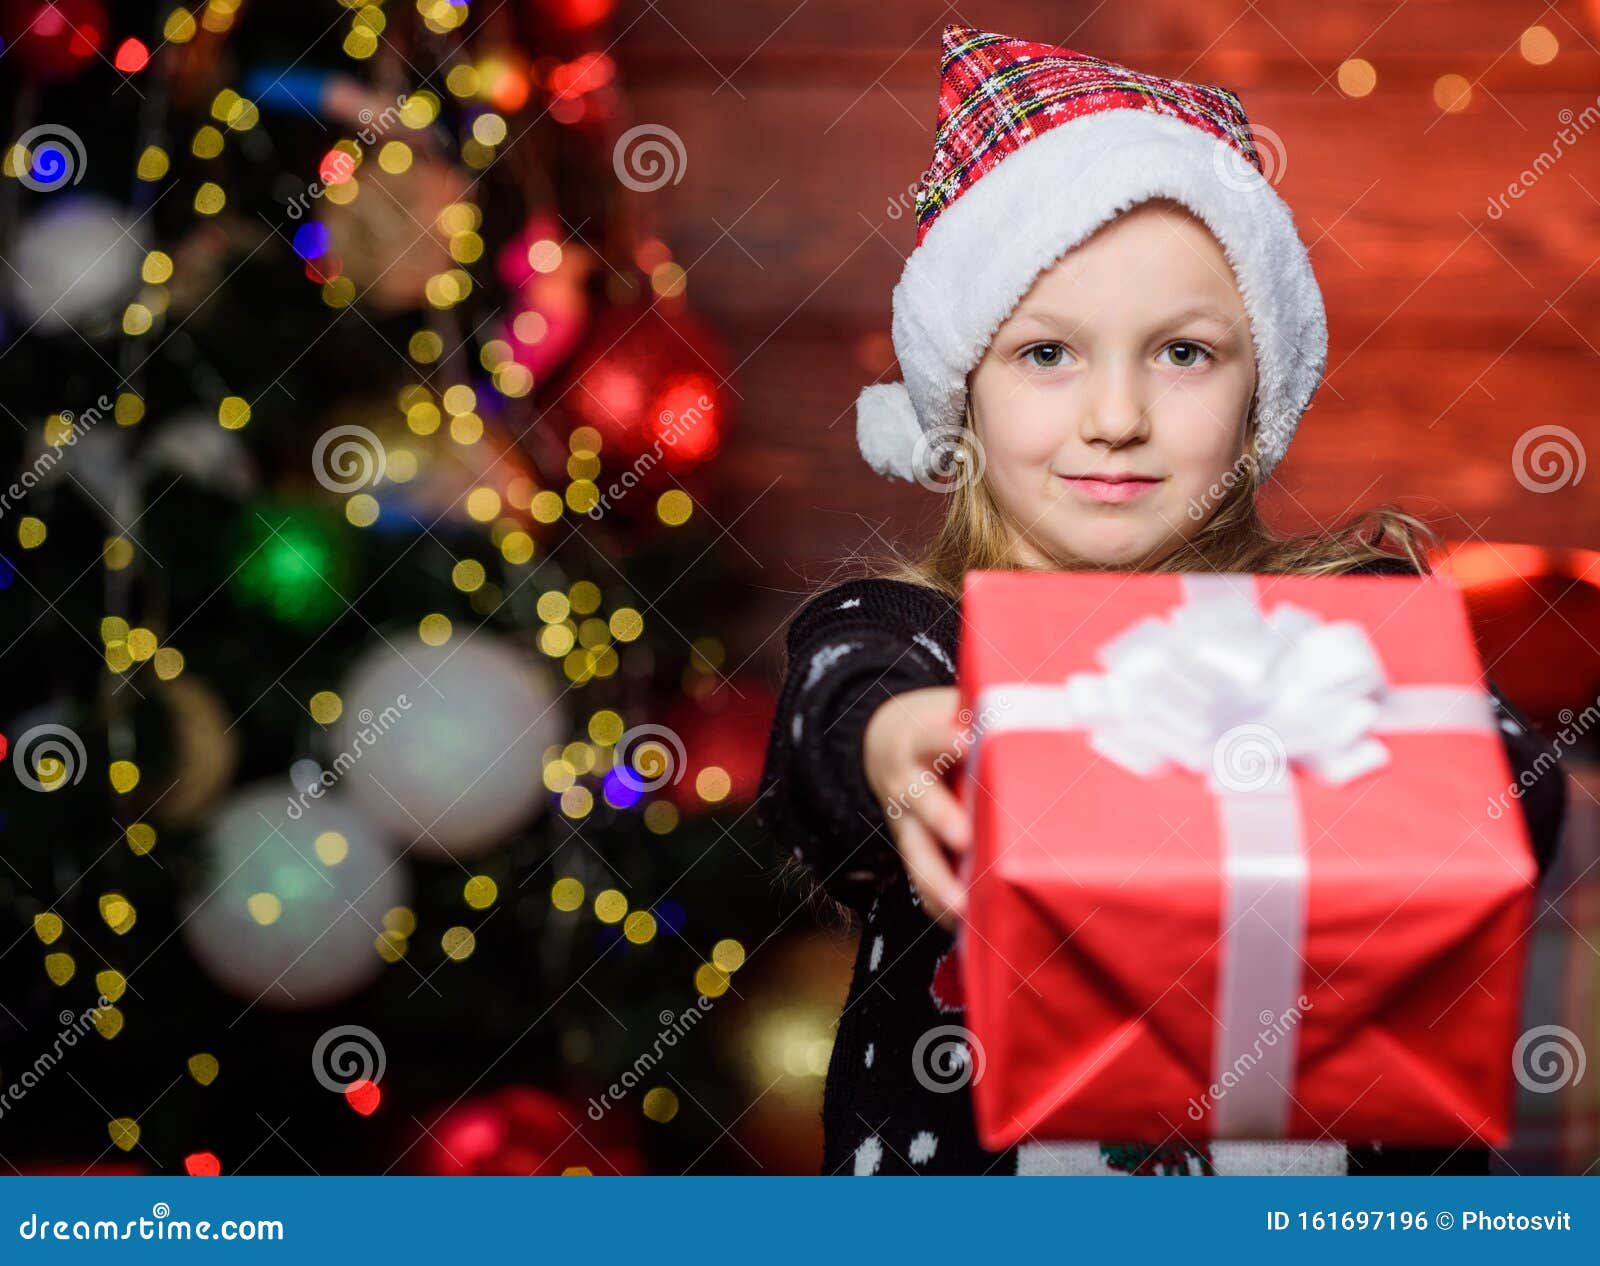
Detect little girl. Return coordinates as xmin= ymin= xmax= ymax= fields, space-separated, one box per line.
xmin=757 ymin=26 xmax=1567 ymax=1177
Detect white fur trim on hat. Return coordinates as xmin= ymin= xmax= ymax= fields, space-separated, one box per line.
xmin=861 ymin=108 xmax=1326 ymax=485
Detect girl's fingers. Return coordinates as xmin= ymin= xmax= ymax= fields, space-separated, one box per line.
xmin=894 ymin=814 xmax=967 ymax=930
xmin=907 ymin=776 xmax=971 ymax=854
xmin=899 ymin=701 xmax=972 ymax=853
xmin=908 ymin=708 xmax=966 ymax=766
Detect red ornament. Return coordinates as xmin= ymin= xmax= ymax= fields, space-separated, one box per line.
xmin=422 ymin=1084 xmax=643 ymax=1175
xmin=304 ymin=253 xmax=343 ymax=286
xmin=183 ymin=1151 xmax=222 ymax=1176
xmin=549 ymin=52 xmax=615 ymax=102
xmin=564 ymin=300 xmax=729 ymax=476
xmin=658 ymin=679 xmax=776 ymax=817
xmin=495 ymin=210 xmax=594 ymax=380
xmin=318 ymin=148 xmax=356 ymax=186
xmin=477 ymin=49 xmax=531 ymax=113
xmin=530 ymin=0 xmax=616 ymax=30
xmin=344 ymin=1078 xmax=381 ymax=1116
xmin=546 ymin=52 xmax=619 ymax=126
xmin=112 ymin=36 xmax=147 ymax=73
xmin=3 ymin=0 xmax=107 ymax=79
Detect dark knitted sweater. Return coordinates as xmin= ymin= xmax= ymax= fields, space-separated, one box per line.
xmin=756 ymin=561 xmax=1569 ymax=1176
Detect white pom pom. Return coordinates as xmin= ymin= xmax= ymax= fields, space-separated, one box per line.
xmin=855 ymin=382 xmax=924 ymax=481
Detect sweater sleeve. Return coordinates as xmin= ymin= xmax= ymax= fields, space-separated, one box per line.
xmin=1484 ymin=682 xmax=1568 ymax=882
xmin=757 ymin=577 xmax=961 ymax=913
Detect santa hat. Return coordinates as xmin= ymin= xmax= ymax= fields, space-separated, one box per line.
xmin=858 ymin=25 xmax=1326 ymax=485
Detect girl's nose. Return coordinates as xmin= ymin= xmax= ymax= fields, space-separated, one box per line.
xmin=1077 ymin=363 xmax=1152 ymax=449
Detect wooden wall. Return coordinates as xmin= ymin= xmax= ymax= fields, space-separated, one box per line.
xmin=611 ymin=1 xmax=1600 ymax=663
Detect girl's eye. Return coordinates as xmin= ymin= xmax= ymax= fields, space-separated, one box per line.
xmin=1162 ymin=340 xmax=1213 ymax=369
xmin=1023 ymin=342 xmax=1069 ymax=369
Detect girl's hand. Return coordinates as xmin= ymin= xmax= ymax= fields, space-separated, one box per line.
xmin=862 ymin=686 xmax=972 ymax=931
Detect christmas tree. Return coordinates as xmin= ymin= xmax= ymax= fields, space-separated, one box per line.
xmin=0 ymin=0 xmax=825 ymax=1175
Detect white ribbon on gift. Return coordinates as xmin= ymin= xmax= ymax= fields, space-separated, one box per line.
xmin=969 ymin=573 xmax=1498 ymax=1137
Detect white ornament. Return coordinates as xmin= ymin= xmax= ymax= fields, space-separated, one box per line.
xmin=182 ymin=782 xmax=408 ymax=1009
xmin=8 ymin=197 xmax=144 ymax=333
xmin=335 ymin=632 xmax=564 ymax=859
xmin=144 ymin=412 xmax=259 ymax=499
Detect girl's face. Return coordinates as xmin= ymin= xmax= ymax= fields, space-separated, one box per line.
xmin=967 ymin=199 xmax=1258 ymax=569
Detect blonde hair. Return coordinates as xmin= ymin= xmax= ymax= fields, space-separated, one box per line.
xmin=872 ymin=395 xmax=1435 ymax=599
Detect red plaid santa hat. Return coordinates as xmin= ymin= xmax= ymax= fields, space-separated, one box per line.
xmin=858 ymin=25 xmax=1326 ymax=484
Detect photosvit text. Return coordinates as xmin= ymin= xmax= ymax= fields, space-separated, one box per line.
xmin=1265 ymin=1209 xmax=1572 ymax=1232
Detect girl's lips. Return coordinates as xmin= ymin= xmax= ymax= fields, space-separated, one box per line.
xmin=1058 ymin=474 xmax=1163 ymax=504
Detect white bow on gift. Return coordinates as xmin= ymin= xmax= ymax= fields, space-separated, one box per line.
xmin=1057 ymin=587 xmax=1393 ymax=793
xmin=966 ymin=574 xmax=1499 ymax=1139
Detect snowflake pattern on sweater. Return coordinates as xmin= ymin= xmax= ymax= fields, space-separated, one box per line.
xmin=756 ymin=567 xmax=1568 ymax=1176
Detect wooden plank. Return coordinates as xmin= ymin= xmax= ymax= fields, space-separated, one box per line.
xmin=612 ymin=1 xmax=1600 ymax=68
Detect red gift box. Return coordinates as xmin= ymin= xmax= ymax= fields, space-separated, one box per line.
xmin=956 ymin=569 xmax=1538 ymax=1152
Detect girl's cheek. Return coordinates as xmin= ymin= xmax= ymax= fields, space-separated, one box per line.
xmin=1167 ymin=368 xmax=1252 ymax=435
xmin=983 ymin=395 xmax=1072 ymax=468
xmin=1006 ymin=425 xmax=1065 ymax=468
xmin=1160 ymin=393 xmax=1247 ymax=463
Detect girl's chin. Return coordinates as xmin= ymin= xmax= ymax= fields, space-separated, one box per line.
xmin=1052 ymin=525 xmax=1173 ymax=569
